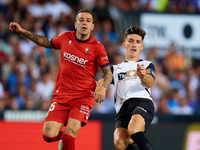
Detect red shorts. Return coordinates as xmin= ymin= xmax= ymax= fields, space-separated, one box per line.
xmin=44 ymin=95 xmax=95 ymax=126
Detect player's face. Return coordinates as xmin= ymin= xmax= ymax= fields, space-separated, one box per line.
xmin=75 ymin=12 xmax=94 ymax=36
xmin=123 ymin=34 xmax=144 ymax=60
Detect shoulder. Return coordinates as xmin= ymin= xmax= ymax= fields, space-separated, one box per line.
xmin=61 ymin=31 xmax=74 ymax=36
xmin=90 ymin=35 xmax=104 ymax=46
xmin=141 ymin=60 xmax=155 ymax=69
xmin=141 ymin=60 xmax=154 ymax=65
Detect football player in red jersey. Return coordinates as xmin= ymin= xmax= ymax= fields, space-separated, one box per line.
xmin=9 ymin=9 xmax=112 ymax=150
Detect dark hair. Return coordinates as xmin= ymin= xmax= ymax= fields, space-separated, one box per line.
xmin=76 ymin=9 xmax=94 ymax=22
xmin=124 ymin=26 xmax=146 ymax=41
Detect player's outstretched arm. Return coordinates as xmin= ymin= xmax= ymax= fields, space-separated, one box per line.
xmin=94 ymin=66 xmax=112 ymax=103
xmin=9 ymin=22 xmax=52 ymax=48
xmin=101 ymin=66 xmax=112 ymax=89
xmin=95 ymin=79 xmax=104 ymax=90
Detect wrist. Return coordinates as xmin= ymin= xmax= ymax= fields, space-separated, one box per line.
xmin=20 ymin=28 xmax=26 ymax=34
xmin=141 ymin=76 xmax=145 ymax=85
xmin=100 ymin=85 xmax=107 ymax=91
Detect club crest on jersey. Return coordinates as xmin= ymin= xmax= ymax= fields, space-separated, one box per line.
xmin=85 ymin=47 xmax=90 ymax=53
xmin=117 ymin=66 xmax=123 ymax=69
xmin=117 ymin=64 xmax=123 ymax=69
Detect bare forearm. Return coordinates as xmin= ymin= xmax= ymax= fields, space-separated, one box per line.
xmin=102 ymin=67 xmax=112 ymax=89
xmin=102 ymin=73 xmax=112 ymax=89
xmin=21 ymin=29 xmax=52 ymax=48
xmin=141 ymin=74 xmax=154 ymax=88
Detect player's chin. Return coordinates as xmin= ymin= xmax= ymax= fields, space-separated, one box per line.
xmin=80 ymin=30 xmax=89 ymax=34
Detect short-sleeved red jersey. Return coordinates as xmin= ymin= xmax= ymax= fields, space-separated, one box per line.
xmin=50 ymin=31 xmax=110 ymax=96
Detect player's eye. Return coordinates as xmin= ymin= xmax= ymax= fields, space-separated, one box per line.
xmin=129 ymin=40 xmax=133 ymax=43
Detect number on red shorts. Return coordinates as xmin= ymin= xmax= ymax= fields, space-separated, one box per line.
xmin=49 ymin=102 xmax=57 ymax=111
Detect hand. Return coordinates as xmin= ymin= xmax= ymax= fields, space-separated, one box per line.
xmin=94 ymin=86 xmax=106 ymax=103
xmin=137 ymin=64 xmax=146 ymax=79
xmin=9 ymin=22 xmax=24 ymax=34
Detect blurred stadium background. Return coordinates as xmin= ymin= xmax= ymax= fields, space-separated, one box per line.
xmin=0 ymin=0 xmax=200 ymax=150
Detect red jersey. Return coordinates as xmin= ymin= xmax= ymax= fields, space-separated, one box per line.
xmin=50 ymin=31 xmax=110 ymax=96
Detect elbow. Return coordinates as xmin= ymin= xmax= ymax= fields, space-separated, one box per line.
xmin=142 ymin=82 xmax=152 ymax=88
xmin=145 ymin=83 xmax=153 ymax=89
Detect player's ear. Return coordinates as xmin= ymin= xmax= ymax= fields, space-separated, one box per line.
xmin=141 ymin=44 xmax=144 ymax=50
xmin=74 ymin=22 xmax=77 ymax=29
xmin=91 ymin=23 xmax=94 ymax=31
xmin=122 ymin=42 xmax=126 ymax=48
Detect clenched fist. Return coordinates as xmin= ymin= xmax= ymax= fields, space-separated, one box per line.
xmin=137 ymin=64 xmax=146 ymax=79
xmin=9 ymin=22 xmax=24 ymax=34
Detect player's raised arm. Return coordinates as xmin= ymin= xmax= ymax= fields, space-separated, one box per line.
xmin=94 ymin=66 xmax=112 ymax=103
xmin=9 ymin=22 xmax=53 ymax=48
xmin=137 ymin=64 xmax=154 ymax=88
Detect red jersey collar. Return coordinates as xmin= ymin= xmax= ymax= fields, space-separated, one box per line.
xmin=75 ymin=33 xmax=91 ymax=43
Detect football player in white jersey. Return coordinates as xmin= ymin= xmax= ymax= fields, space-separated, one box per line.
xmin=95 ymin=26 xmax=155 ymax=150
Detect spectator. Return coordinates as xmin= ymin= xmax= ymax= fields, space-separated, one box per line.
xmin=170 ymin=97 xmax=195 ymax=115
xmin=5 ymin=62 xmax=31 ymax=96
xmin=33 ymin=19 xmax=45 ymax=36
xmin=112 ymin=52 xmax=125 ymax=65
xmin=5 ymin=64 xmax=19 ymax=96
xmin=80 ymin=0 xmax=96 ymax=10
xmin=36 ymin=71 xmax=55 ymax=102
xmin=96 ymin=18 xmax=118 ymax=44
xmin=9 ymin=96 xmax=19 ymax=110
xmin=167 ymin=89 xmax=180 ymax=112
xmin=44 ymin=0 xmax=73 ymax=21
xmin=28 ymin=80 xmax=41 ymax=109
xmin=92 ymin=0 xmax=111 ymax=21
xmin=0 ymin=36 xmax=14 ymax=55
xmin=156 ymin=96 xmax=170 ymax=114
xmin=1 ymin=54 xmax=16 ymax=82
xmin=26 ymin=0 xmax=45 ymax=18
xmin=25 ymin=96 xmax=35 ymax=110
xmin=16 ymin=83 xmax=27 ymax=110
xmin=165 ymin=43 xmax=186 ymax=73
xmin=0 ymin=12 xmax=9 ymax=41
xmin=38 ymin=55 xmax=49 ymax=75
xmin=151 ymin=63 xmax=170 ymax=109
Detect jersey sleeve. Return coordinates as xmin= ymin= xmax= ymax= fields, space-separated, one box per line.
xmin=50 ymin=32 xmax=66 ymax=50
xmin=95 ymin=44 xmax=110 ymax=68
xmin=146 ymin=63 xmax=156 ymax=80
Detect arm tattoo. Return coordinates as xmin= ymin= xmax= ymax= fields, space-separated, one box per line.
xmin=23 ymin=30 xmax=52 ymax=48
xmin=101 ymin=66 xmax=113 ymax=89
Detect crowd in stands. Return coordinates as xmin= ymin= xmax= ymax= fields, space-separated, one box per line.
xmin=0 ymin=0 xmax=200 ymax=115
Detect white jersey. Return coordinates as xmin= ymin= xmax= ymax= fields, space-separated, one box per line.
xmin=111 ymin=60 xmax=155 ymax=113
